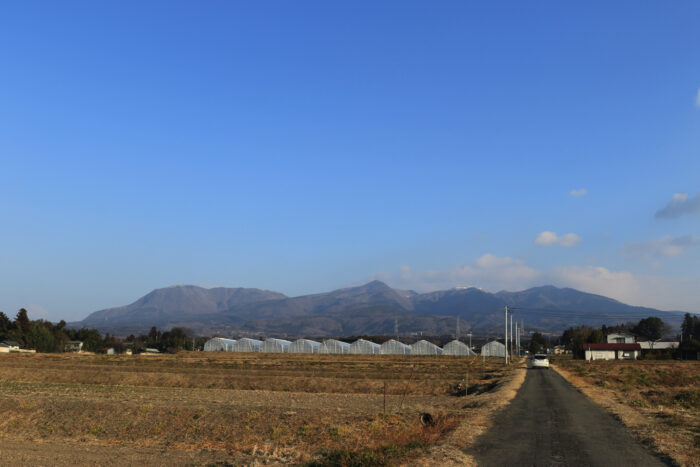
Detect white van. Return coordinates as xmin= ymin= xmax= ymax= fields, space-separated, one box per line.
xmin=531 ymin=354 xmax=550 ymax=369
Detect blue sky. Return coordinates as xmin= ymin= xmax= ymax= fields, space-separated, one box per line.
xmin=1 ymin=1 xmax=699 ymax=321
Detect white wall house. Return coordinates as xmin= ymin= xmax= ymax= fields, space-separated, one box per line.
xmin=0 ymin=341 xmax=20 ymax=353
xmin=637 ymin=341 xmax=679 ymax=350
xmin=584 ymin=343 xmax=641 ymax=361
xmin=606 ymin=332 xmax=635 ymax=344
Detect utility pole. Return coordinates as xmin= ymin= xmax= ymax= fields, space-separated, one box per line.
xmin=515 ymin=321 xmax=518 ymax=358
xmin=456 ymin=317 xmax=460 ymax=341
xmin=394 ymin=319 xmax=399 ymax=340
xmin=468 ymin=332 xmax=472 ymax=351
xmin=504 ymin=306 xmax=509 ymax=365
xmin=510 ymin=312 xmax=514 ymax=360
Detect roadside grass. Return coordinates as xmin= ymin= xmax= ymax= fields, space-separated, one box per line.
xmin=0 ymin=352 xmax=512 ymax=464
xmin=555 ymin=360 xmax=699 ymax=466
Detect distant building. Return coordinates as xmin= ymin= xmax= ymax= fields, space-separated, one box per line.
xmin=637 ymin=341 xmax=679 ymax=350
xmin=606 ymin=332 xmax=635 ymax=344
xmin=584 ymin=343 xmax=641 ymax=361
xmin=0 ymin=341 xmax=21 ymax=353
xmin=64 ymin=341 xmax=84 ymax=353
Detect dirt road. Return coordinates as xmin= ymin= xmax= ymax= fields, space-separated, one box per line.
xmin=469 ymin=367 xmax=667 ymax=466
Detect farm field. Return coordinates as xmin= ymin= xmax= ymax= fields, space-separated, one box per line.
xmin=554 ymin=359 xmax=700 ymax=466
xmin=0 ymin=352 xmax=523 ymax=465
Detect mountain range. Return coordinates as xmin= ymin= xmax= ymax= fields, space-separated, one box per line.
xmin=72 ymin=281 xmax=685 ymax=337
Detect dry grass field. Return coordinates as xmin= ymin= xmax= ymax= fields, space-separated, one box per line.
xmin=0 ymin=352 xmax=523 ymax=466
xmin=554 ymin=359 xmax=700 ymax=467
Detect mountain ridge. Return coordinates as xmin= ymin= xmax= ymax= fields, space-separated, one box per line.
xmin=73 ymin=281 xmax=685 ymax=336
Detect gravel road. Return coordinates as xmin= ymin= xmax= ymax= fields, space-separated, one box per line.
xmin=469 ymin=367 xmax=667 ymax=466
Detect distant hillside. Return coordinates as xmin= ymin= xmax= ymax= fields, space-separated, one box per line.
xmin=73 ymin=281 xmax=685 ymax=336
xmin=78 ymin=285 xmax=286 ymax=331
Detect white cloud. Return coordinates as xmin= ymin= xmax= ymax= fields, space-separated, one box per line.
xmin=552 ymin=266 xmax=642 ymax=303
xmin=570 ymin=188 xmax=588 ymax=198
xmin=622 ymin=235 xmax=700 ymax=260
xmin=374 ymin=257 xmax=700 ymax=311
xmin=655 ymin=192 xmax=700 ymax=219
xmin=551 ymin=265 xmax=700 ymax=311
xmin=387 ymin=254 xmax=541 ymax=292
xmin=534 ymin=231 xmax=581 ymax=247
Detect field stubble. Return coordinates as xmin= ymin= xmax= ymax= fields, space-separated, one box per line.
xmin=0 ymin=352 xmax=523 ymax=465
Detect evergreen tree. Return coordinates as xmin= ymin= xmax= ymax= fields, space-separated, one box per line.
xmin=15 ymin=308 xmax=31 ymax=334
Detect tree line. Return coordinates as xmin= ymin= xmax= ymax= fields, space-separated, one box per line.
xmin=530 ymin=314 xmax=699 ymax=359
xmin=0 ymin=309 xmax=205 ymax=353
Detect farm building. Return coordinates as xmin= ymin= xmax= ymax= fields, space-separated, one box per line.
xmin=319 ymin=339 xmax=350 ymax=354
xmin=411 ymin=340 xmax=443 ymax=356
xmin=231 ymin=338 xmax=262 ymax=352
xmin=289 ymin=339 xmax=320 ymax=354
xmin=203 ymin=337 xmax=236 ymax=352
xmin=260 ymin=338 xmax=291 ymax=353
xmin=606 ymin=332 xmax=635 ymax=344
xmin=64 ymin=341 xmax=84 ymax=353
xmin=349 ymin=339 xmax=380 ymax=355
xmin=638 ymin=341 xmax=679 ymax=350
xmin=0 ymin=341 xmax=20 ymax=353
xmin=379 ymin=339 xmax=411 ymax=355
xmin=443 ymin=340 xmax=476 ymax=356
xmin=584 ymin=343 xmax=641 ymax=361
xmin=481 ymin=340 xmax=506 ymax=357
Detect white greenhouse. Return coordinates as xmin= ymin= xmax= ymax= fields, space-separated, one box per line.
xmin=442 ymin=340 xmax=476 ymax=357
xmin=260 ymin=338 xmax=291 ymax=353
xmin=411 ymin=340 xmax=443 ymax=356
xmin=289 ymin=339 xmax=321 ymax=354
xmin=203 ymin=337 xmax=236 ymax=352
xmin=481 ymin=340 xmax=506 ymax=357
xmin=319 ymin=339 xmax=350 ymax=354
xmin=379 ymin=339 xmax=411 ymax=355
xmin=349 ymin=339 xmax=380 ymax=355
xmin=231 ymin=338 xmax=262 ymax=352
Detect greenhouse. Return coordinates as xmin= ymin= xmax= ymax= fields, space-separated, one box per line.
xmin=348 ymin=339 xmax=380 ymax=355
xmin=481 ymin=340 xmax=506 ymax=357
xmin=260 ymin=338 xmax=291 ymax=353
xmin=379 ymin=339 xmax=411 ymax=355
xmin=231 ymin=338 xmax=262 ymax=352
xmin=318 ymin=339 xmax=350 ymax=354
xmin=411 ymin=340 xmax=443 ymax=356
xmin=203 ymin=337 xmax=236 ymax=352
xmin=442 ymin=340 xmax=476 ymax=357
xmin=288 ymin=339 xmax=321 ymax=354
